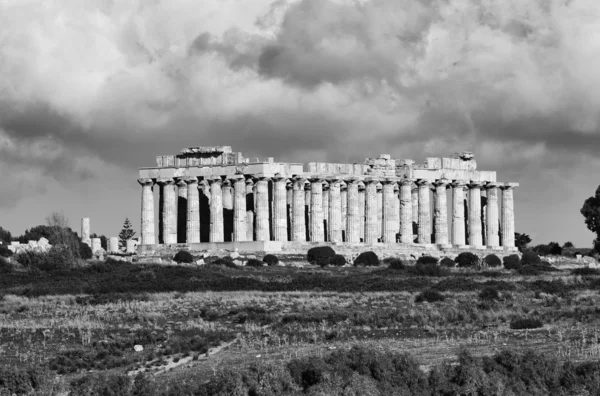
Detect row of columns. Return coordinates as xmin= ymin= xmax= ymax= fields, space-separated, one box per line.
xmin=138 ymin=176 xmax=518 ymax=249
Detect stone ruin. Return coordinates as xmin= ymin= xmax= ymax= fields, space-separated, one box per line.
xmin=7 ymin=237 xmax=52 ymax=254
xmin=81 ymin=217 xmax=139 ymax=258
xmin=136 ymin=146 xmax=519 ymax=258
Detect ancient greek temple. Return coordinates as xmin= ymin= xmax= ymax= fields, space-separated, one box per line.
xmin=137 ymin=146 xmax=518 ymax=256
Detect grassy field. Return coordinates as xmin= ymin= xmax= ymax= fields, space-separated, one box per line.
xmin=2 ymin=257 xmax=600 ymax=394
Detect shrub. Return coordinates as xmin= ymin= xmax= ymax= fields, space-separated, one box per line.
xmin=440 ymin=257 xmax=455 ymax=267
xmin=572 ymin=267 xmax=600 ymax=276
xmin=246 ymin=258 xmax=263 ymax=267
xmin=503 ymin=254 xmax=521 ymax=270
xmin=173 ymin=250 xmax=194 ymax=264
xmin=416 ymin=255 xmax=438 ymax=265
xmin=79 ymin=241 xmax=93 ymax=260
xmin=532 ymin=244 xmax=552 ymax=256
xmin=0 ymin=257 xmax=13 ymax=274
xmin=41 ymin=244 xmax=76 ymax=271
xmin=384 ymin=257 xmax=404 ymax=270
xmin=329 ymin=254 xmax=346 ymax=266
xmin=353 ymin=251 xmax=379 ymax=266
xmin=211 ymin=257 xmax=237 ymax=268
xmin=262 ymin=254 xmax=279 ymax=266
xmin=415 ymin=290 xmax=445 ymax=303
xmin=408 ymin=263 xmax=449 ymax=277
xmin=521 ymin=250 xmax=541 ymax=266
xmin=484 ymin=254 xmax=501 ymax=268
xmin=479 ymin=287 xmax=500 ymax=301
xmin=455 ymin=252 xmax=479 ymax=267
xmin=307 ymin=246 xmax=336 ymax=266
xmin=510 ymin=317 xmax=543 ymax=330
xmin=0 ymin=245 xmax=13 ymax=258
xmin=548 ymin=242 xmax=563 ymax=256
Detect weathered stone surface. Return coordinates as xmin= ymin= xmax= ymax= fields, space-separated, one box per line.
xmin=81 ymin=218 xmax=91 ymax=247
xmin=255 ymin=178 xmax=270 ymax=241
xmin=126 ymin=239 xmax=138 ymax=253
xmin=468 ymin=181 xmax=484 ymax=247
xmin=399 ymin=178 xmax=413 ymax=243
xmin=485 ymin=182 xmax=500 ymax=247
xmin=91 ymin=238 xmax=102 ymax=253
xmin=433 ymin=179 xmax=450 ymax=245
xmin=232 ymin=177 xmax=247 ymax=242
xmin=382 ymin=181 xmax=397 ymax=243
xmin=329 ymin=180 xmax=342 ymax=243
xmin=451 ymin=181 xmax=467 ymax=246
xmin=346 ymin=180 xmax=360 ymax=243
xmin=501 ymin=182 xmax=519 ymax=248
xmin=292 ymin=178 xmax=306 ymax=241
xmin=310 ymin=179 xmax=324 ymax=242
xmin=417 ymin=180 xmax=431 ymax=244
xmin=364 ymin=180 xmax=378 ymax=243
xmin=138 ymin=178 xmax=155 ymax=245
xmin=209 ymin=178 xmax=224 ymax=242
xmin=273 ymin=177 xmax=288 ymax=241
xmin=108 ymin=237 xmax=119 ymax=253
xmin=157 ymin=178 xmax=177 ymax=244
xmin=183 ymin=177 xmax=200 ymax=243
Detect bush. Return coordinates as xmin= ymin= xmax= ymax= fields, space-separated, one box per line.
xmin=41 ymin=244 xmax=76 ymax=271
xmin=440 ymin=257 xmax=455 ymax=267
xmin=484 ymin=254 xmax=502 ymax=267
xmin=455 ymin=252 xmax=479 ymax=267
xmin=262 ymin=254 xmax=279 ymax=266
xmin=307 ymin=246 xmax=336 ymax=267
xmin=416 ymin=255 xmax=438 ymax=265
xmin=510 ymin=317 xmax=543 ymax=330
xmin=79 ymin=241 xmax=93 ymax=260
xmin=407 ymin=263 xmax=449 ymax=277
xmin=479 ymin=287 xmax=500 ymax=301
xmin=353 ymin=251 xmax=379 ymax=266
xmin=246 ymin=258 xmax=263 ymax=267
xmin=517 ymin=265 xmax=560 ymax=276
xmin=384 ymin=257 xmax=404 ymax=270
xmin=0 ymin=245 xmax=13 ymax=258
xmin=521 ymin=250 xmax=541 ymax=266
xmin=572 ymin=267 xmax=600 ymax=276
xmin=329 ymin=254 xmax=346 ymax=266
xmin=211 ymin=257 xmax=237 ymax=268
xmin=532 ymin=244 xmax=552 ymax=256
xmin=415 ymin=290 xmax=445 ymax=303
xmin=173 ymin=250 xmax=194 ymax=264
xmin=503 ymin=254 xmax=521 ymax=270
xmin=0 ymin=257 xmax=13 ymax=274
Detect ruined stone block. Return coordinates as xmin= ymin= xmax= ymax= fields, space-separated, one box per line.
xmin=156 ymin=156 xmax=164 ymax=167
xmin=426 ymin=158 xmax=442 ymax=169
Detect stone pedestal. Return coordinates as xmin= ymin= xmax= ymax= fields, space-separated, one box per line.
xmin=233 ymin=177 xmax=247 ymax=241
xmin=417 ymin=180 xmax=431 ymax=244
xmin=329 ymin=179 xmax=342 ymax=243
xmin=364 ymin=180 xmax=378 ymax=243
xmin=310 ymin=179 xmax=324 ymax=242
xmin=273 ymin=177 xmax=288 ymax=241
xmin=382 ymin=181 xmax=397 ymax=243
xmin=399 ymin=178 xmax=413 ymax=243
xmin=292 ymin=178 xmax=306 ymax=241
xmin=346 ymin=180 xmax=360 ymax=243
xmin=485 ymin=182 xmax=500 ymax=248
xmin=501 ymin=182 xmax=519 ymax=248
xmin=451 ymin=181 xmax=467 ymax=246
xmin=108 ymin=237 xmax=119 ymax=253
xmin=209 ymin=178 xmax=224 ymax=242
xmin=183 ymin=177 xmax=200 ymax=243
xmin=255 ymin=178 xmax=270 ymax=242
xmin=157 ymin=178 xmax=177 ymax=244
xmin=433 ymin=179 xmax=450 ymax=245
xmin=138 ymin=179 xmax=155 ymax=245
xmin=468 ymin=181 xmax=484 ymax=247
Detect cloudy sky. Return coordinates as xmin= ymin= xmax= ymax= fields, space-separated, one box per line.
xmin=1 ymin=0 xmax=599 ymax=246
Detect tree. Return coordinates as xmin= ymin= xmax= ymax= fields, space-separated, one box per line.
xmin=563 ymin=241 xmax=574 ymax=249
xmin=45 ymin=211 xmax=81 ymax=258
xmin=118 ymin=218 xmax=136 ymax=249
xmin=0 ymin=227 xmax=11 ymax=244
xmin=514 ymin=232 xmax=532 ymax=252
xmin=581 ymin=185 xmax=600 ymax=252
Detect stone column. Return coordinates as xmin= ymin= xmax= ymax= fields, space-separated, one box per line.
xmin=292 ymin=178 xmax=306 ymax=241
xmin=183 ymin=177 xmax=200 ymax=243
xmin=417 ymin=180 xmax=431 ymax=244
xmin=273 ymin=176 xmax=288 ymax=241
xmin=208 ymin=178 xmax=224 ymax=242
xmin=126 ymin=239 xmax=137 ymax=253
xmin=246 ymin=180 xmax=255 ymax=241
xmin=305 ymin=186 xmax=311 ymax=229
xmin=232 ymin=177 xmax=247 ymax=242
xmin=157 ymin=178 xmax=177 ymax=244
xmin=81 ymin=217 xmax=91 ymax=247
xmin=451 ymin=181 xmax=467 ymax=246
xmin=346 ymin=180 xmax=360 ymax=243
xmin=485 ymin=182 xmax=500 ymax=248
xmin=358 ymin=183 xmax=365 ymax=241
xmin=328 ymin=179 xmax=342 ymax=243
xmin=399 ymin=178 xmax=413 ymax=243
xmin=91 ymin=238 xmax=102 ymax=253
xmin=382 ymin=181 xmax=397 ymax=243
xmin=340 ymin=182 xmax=347 ymax=241
xmin=108 ymin=237 xmax=119 ymax=253
xmin=287 ymin=182 xmax=293 ymax=240
xmin=364 ymin=180 xmax=379 ymax=244
xmin=310 ymin=179 xmax=324 ymax=242
xmin=176 ymin=179 xmax=188 ymax=243
xmin=222 ymin=183 xmax=233 ymax=211
xmin=322 ymin=182 xmax=330 ymax=241
xmin=255 ymin=177 xmax=271 ymax=242
xmin=501 ymin=182 xmax=519 ymax=249
xmin=411 ymin=187 xmax=419 ymax=227
xmin=433 ymin=179 xmax=450 ymax=246
xmin=377 ymin=183 xmax=383 ymax=241
xmin=468 ymin=181 xmax=484 ymax=247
